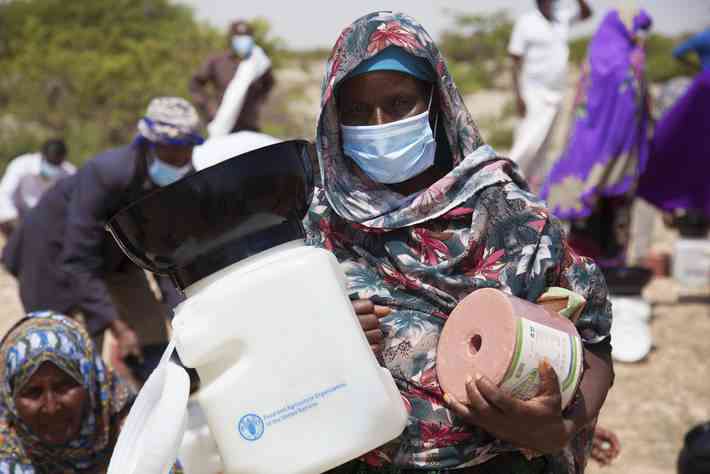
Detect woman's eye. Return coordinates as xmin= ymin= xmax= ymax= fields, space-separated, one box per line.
xmin=391 ymin=96 xmax=416 ymax=113
xmin=21 ymin=388 xmax=43 ymax=400
xmin=344 ymin=103 xmax=367 ymax=116
xmin=394 ymin=97 xmax=409 ymax=106
xmin=57 ymin=381 xmax=79 ymax=394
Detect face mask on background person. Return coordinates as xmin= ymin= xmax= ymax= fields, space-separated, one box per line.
xmin=551 ymin=0 xmax=563 ymax=20
xmin=39 ymin=159 xmax=64 ymax=179
xmin=340 ymin=92 xmax=437 ymax=185
xmin=148 ymin=151 xmax=191 ymax=187
xmin=232 ymin=35 xmax=255 ymax=58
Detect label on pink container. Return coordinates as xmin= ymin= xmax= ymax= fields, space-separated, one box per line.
xmin=500 ymin=317 xmax=582 ymax=408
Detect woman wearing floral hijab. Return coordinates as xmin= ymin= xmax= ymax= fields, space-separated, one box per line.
xmin=0 ymin=312 xmax=182 ymax=473
xmin=306 ymin=12 xmax=613 ymax=474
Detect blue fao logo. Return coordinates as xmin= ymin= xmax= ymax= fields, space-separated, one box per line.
xmin=238 ymin=414 xmax=264 ymax=441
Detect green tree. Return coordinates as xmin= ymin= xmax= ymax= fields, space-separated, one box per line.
xmin=0 ymin=0 xmax=222 ymax=164
xmin=645 ymin=33 xmax=699 ymax=82
xmin=569 ymin=36 xmax=591 ymax=65
xmin=438 ymin=10 xmax=514 ymax=93
xmin=248 ymin=17 xmax=285 ymax=67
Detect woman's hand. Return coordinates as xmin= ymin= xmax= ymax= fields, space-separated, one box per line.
xmin=444 ymin=360 xmax=574 ymax=454
xmin=351 ymin=299 xmax=390 ymax=355
xmin=591 ymin=426 xmax=621 ymax=466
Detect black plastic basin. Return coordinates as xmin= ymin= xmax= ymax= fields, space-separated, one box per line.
xmin=106 ymin=140 xmax=315 ymax=290
xmin=602 ymin=266 xmax=653 ymax=296
xmin=674 ymin=210 xmax=710 ymax=238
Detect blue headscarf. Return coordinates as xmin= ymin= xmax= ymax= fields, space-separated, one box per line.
xmin=0 ymin=312 xmax=135 ymax=473
xmin=345 ymin=45 xmax=435 ymax=83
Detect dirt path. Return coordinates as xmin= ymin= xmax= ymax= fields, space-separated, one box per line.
xmin=0 ymin=243 xmax=25 ymax=336
xmin=588 ymin=295 xmax=710 ymax=474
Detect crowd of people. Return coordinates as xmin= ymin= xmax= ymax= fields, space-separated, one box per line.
xmin=0 ymin=1 xmax=708 ymax=473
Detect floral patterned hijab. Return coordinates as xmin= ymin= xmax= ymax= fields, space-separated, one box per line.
xmin=316 ymin=11 xmax=524 ymax=229
xmin=0 ymin=312 xmax=134 ymax=474
xmin=307 ymin=11 xmax=611 ymax=473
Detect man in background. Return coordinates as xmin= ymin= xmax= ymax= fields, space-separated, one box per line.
xmin=0 ymin=139 xmax=75 ymax=237
xmin=190 ymin=20 xmax=275 ymax=136
xmin=1 ymin=97 xmax=202 ymax=383
xmin=508 ymin=0 xmax=592 ymax=186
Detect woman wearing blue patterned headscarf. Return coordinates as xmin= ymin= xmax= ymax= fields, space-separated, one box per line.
xmin=0 ymin=312 xmax=180 ymax=473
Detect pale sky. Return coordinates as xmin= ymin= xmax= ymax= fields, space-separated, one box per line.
xmin=176 ymin=0 xmax=709 ymax=49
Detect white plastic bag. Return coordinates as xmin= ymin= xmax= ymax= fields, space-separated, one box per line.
xmin=107 ymin=340 xmax=191 ymax=474
xmin=207 ymin=46 xmax=272 ymax=138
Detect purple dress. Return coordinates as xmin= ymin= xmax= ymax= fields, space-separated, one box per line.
xmin=637 ymin=69 xmax=710 ymax=218
xmin=541 ymin=10 xmax=652 ymax=220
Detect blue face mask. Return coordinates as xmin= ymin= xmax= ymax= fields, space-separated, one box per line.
xmin=340 ymin=94 xmax=437 ymax=185
xmin=39 ymin=159 xmax=64 ymax=179
xmin=231 ymin=35 xmax=255 ymax=58
xmin=148 ymin=153 xmax=191 ymax=187
xmin=551 ymin=0 xmax=563 ymax=20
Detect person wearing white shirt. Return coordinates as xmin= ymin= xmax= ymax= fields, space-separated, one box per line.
xmin=0 ymin=139 xmax=76 ymax=236
xmin=508 ymin=0 xmax=592 ymax=185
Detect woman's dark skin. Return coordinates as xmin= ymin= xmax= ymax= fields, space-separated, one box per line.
xmin=338 ymin=69 xmax=443 ymax=354
xmin=591 ymin=426 xmax=621 ymax=466
xmin=351 ymin=299 xmax=390 ymax=354
xmin=338 ymin=70 xmax=447 ymax=197
xmin=445 ymin=345 xmax=614 ymax=454
xmin=15 ymin=361 xmax=88 ymax=446
xmin=337 ymin=69 xmax=615 ymax=455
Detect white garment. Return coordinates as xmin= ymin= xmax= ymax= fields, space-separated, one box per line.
xmin=508 ymin=7 xmax=577 ymax=180
xmin=508 ymin=8 xmax=577 ymax=93
xmin=509 ymin=86 xmax=563 ymax=180
xmin=192 ymin=131 xmax=280 ymax=171
xmin=207 ymin=46 xmax=272 ymax=138
xmin=0 ymin=152 xmax=76 ymax=222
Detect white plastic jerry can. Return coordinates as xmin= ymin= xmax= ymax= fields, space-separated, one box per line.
xmin=179 ymin=400 xmax=224 ymax=474
xmin=105 ymin=141 xmax=407 ymax=474
xmin=171 ymin=241 xmax=407 ymax=474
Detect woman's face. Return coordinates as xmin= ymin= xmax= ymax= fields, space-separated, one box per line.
xmin=337 ymin=70 xmax=446 ymax=195
xmin=14 ymin=362 xmax=88 ymax=446
xmin=338 ymin=70 xmax=430 ymax=126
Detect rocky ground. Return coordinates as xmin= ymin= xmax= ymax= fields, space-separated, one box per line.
xmin=588 ymin=290 xmax=710 ymax=474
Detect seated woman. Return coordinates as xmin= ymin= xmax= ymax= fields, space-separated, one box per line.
xmin=307 ymin=11 xmax=613 ymax=474
xmin=0 ymin=312 xmax=182 ymax=473
xmin=540 ymin=9 xmax=653 ymax=267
